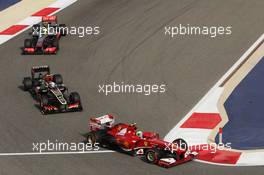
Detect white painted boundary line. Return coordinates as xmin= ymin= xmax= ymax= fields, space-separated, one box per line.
xmin=0 ymin=0 xmax=77 ymax=45
xmin=50 ymin=0 xmax=77 ymax=9
xmin=165 ymin=33 xmax=264 ymax=166
xmin=164 ymin=33 xmax=264 ymax=142
xmin=0 ymin=150 xmax=114 ymax=156
xmin=195 ymin=158 xmax=264 ymax=167
xmin=194 ymin=159 xmax=240 ymax=167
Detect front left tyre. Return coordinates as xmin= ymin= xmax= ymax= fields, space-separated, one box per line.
xmin=24 ymin=39 xmax=32 ymax=48
xmin=87 ymin=132 xmax=96 ymax=146
xmin=69 ymin=92 xmax=81 ymax=104
xmin=145 ymin=149 xmax=159 ymax=164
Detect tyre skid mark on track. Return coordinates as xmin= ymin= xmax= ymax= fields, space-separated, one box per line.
xmin=106 ymin=0 xmax=199 ymax=81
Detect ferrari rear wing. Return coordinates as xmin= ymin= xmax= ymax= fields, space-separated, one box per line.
xmin=89 ymin=115 xmax=115 ymax=131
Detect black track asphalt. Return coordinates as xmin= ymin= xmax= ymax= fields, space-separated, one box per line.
xmin=0 ymin=0 xmax=264 ymax=174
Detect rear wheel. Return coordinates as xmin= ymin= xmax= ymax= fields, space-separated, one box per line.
xmin=145 ymin=149 xmax=159 ymax=164
xmin=87 ymin=132 xmax=96 ymax=146
xmin=24 ymin=39 xmax=32 ymax=48
xmin=23 ymin=77 xmax=32 ymax=91
xmin=53 ymin=74 xmax=63 ymax=84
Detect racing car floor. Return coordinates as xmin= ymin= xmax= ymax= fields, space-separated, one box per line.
xmin=0 ymin=0 xmax=264 ymax=174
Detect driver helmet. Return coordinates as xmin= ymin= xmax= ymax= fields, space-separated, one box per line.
xmin=41 ymin=23 xmax=49 ymax=35
xmin=136 ymin=130 xmax=143 ymax=138
xmin=49 ymin=82 xmax=56 ymax=89
xmin=42 ymin=21 xmax=49 ymax=28
xmin=129 ymin=123 xmax=137 ymax=130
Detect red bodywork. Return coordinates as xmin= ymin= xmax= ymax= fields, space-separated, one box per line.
xmin=89 ymin=115 xmax=196 ymax=167
xmin=24 ymin=47 xmax=57 ymax=54
xmin=105 ymin=123 xmax=182 ymax=153
xmin=23 ymin=37 xmax=59 ymax=55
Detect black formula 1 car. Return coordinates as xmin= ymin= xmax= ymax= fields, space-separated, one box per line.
xmin=22 ymin=16 xmax=67 ymax=54
xmin=22 ymin=65 xmax=82 ymax=114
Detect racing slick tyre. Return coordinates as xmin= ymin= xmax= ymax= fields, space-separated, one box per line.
xmin=173 ymin=138 xmax=188 ymax=152
xmin=24 ymin=39 xmax=32 ymax=48
xmin=53 ymin=74 xmax=63 ymax=84
xmin=87 ymin=132 xmax=96 ymax=147
xmin=69 ymin=92 xmax=81 ymax=104
xmin=59 ymin=24 xmax=67 ymax=36
xmin=145 ymin=149 xmax=160 ymax=164
xmin=23 ymin=77 xmax=32 ymax=91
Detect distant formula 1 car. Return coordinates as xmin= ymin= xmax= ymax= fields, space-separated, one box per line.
xmin=22 ymin=65 xmax=82 ymax=114
xmin=22 ymin=16 xmax=67 ymax=54
xmin=87 ymin=115 xmax=196 ymax=168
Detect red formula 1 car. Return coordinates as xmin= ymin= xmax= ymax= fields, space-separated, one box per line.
xmin=22 ymin=16 xmax=67 ymax=55
xmin=87 ymin=115 xmax=196 ymax=167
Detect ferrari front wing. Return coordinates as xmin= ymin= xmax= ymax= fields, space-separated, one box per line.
xmin=158 ymin=151 xmax=197 ymax=168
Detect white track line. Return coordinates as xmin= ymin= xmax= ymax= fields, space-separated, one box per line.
xmin=0 ymin=150 xmax=114 ymax=156
xmin=0 ymin=0 xmax=77 ymax=45
xmin=165 ymin=33 xmax=264 ymax=142
xmin=165 ymin=33 xmax=264 ymax=166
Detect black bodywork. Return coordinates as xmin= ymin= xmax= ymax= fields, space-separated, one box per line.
xmin=22 ymin=66 xmax=83 ymax=114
